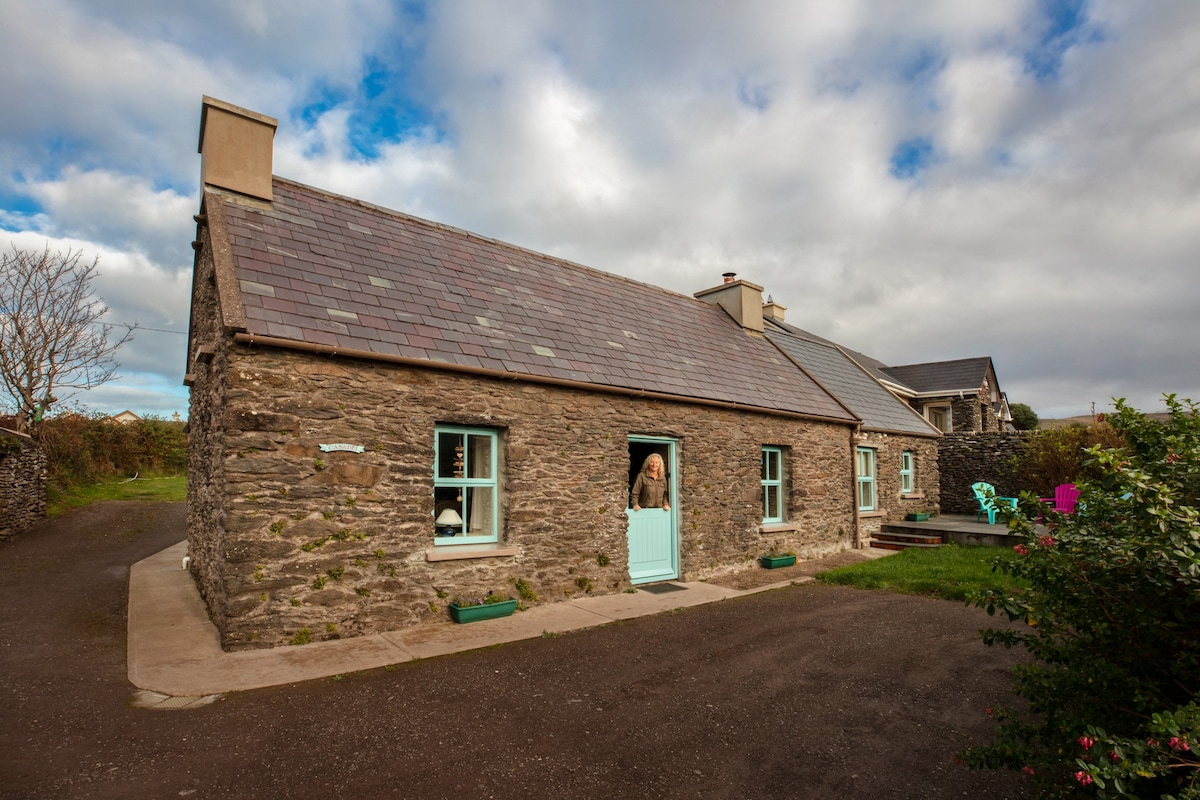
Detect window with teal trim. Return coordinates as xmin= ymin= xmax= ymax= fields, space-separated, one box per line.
xmin=900 ymin=450 xmax=914 ymax=494
xmin=857 ymin=447 xmax=876 ymax=512
xmin=433 ymin=426 xmax=498 ymax=545
xmin=761 ymin=446 xmax=784 ymax=523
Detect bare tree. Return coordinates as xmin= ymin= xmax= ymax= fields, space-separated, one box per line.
xmin=0 ymin=244 xmax=135 ymax=436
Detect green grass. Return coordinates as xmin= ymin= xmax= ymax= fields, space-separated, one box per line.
xmin=47 ymin=474 xmax=187 ymax=516
xmin=815 ymin=544 xmax=1026 ymax=601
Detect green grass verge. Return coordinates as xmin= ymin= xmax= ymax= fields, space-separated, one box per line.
xmin=815 ymin=544 xmax=1026 ymax=602
xmin=47 ymin=474 xmax=187 ymax=516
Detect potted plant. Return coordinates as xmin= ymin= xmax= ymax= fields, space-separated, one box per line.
xmin=760 ymin=551 xmax=797 ymax=569
xmin=448 ymin=591 xmax=518 ymax=623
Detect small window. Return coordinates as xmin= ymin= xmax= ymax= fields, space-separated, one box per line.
xmin=856 ymin=447 xmax=876 ymax=512
xmin=761 ymin=446 xmax=784 ymax=523
xmin=433 ymin=425 xmax=498 ymax=545
xmin=928 ymin=405 xmax=951 ymax=433
xmin=900 ymin=450 xmax=915 ymax=494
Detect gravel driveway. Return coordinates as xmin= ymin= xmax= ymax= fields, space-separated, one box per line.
xmin=0 ymin=502 xmax=1032 ymax=799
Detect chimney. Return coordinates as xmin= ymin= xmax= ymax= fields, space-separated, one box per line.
xmin=762 ymin=295 xmax=786 ymax=323
xmin=198 ymin=96 xmax=278 ymax=202
xmin=694 ymin=274 xmax=765 ymax=332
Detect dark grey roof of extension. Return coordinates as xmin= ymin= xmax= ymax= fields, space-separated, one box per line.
xmin=881 ymin=357 xmax=995 ymax=394
xmin=206 ymin=178 xmax=858 ymax=423
xmin=766 ymin=321 xmax=940 ymax=436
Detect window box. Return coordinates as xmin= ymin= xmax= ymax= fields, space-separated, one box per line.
xmin=448 ymin=598 xmax=518 ymax=624
xmin=760 ymin=553 xmax=797 ymax=569
xmin=905 ymin=512 xmax=931 ymax=522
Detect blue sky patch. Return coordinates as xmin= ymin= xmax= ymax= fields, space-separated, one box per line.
xmin=889 ymin=137 xmax=937 ymax=179
xmin=1023 ymin=0 xmax=1102 ymax=81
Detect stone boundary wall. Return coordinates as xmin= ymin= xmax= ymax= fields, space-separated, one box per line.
xmin=937 ymin=432 xmax=1032 ymax=515
xmin=0 ymin=428 xmax=46 ymax=540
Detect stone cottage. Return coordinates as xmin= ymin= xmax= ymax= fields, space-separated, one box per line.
xmin=846 ymin=353 xmax=1011 ymax=433
xmin=187 ymin=97 xmax=909 ymax=650
xmin=762 ymin=322 xmax=942 ymax=542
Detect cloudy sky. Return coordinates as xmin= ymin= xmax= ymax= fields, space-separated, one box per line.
xmin=1 ymin=0 xmax=1197 ymax=421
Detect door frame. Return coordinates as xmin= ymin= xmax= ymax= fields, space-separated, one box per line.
xmin=626 ymin=435 xmax=679 ymax=584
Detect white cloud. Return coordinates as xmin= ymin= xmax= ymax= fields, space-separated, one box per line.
xmin=1 ymin=0 xmax=1198 ymax=420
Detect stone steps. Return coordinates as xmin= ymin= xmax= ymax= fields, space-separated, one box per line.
xmin=870 ymin=527 xmax=944 ymax=551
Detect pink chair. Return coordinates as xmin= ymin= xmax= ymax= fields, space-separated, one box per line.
xmin=1038 ymin=484 xmax=1080 ymax=517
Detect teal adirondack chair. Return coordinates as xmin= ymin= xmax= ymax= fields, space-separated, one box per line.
xmin=972 ymin=481 xmax=1018 ymax=524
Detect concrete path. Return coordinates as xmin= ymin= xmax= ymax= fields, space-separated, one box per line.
xmin=128 ymin=541 xmax=830 ymax=699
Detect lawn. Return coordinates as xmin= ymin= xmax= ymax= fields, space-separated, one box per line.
xmin=816 ymin=544 xmax=1026 ymax=601
xmin=47 ymin=474 xmax=187 ymax=516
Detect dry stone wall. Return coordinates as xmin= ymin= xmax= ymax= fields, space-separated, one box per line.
xmin=937 ymin=432 xmax=1031 ymax=515
xmin=0 ymin=429 xmax=46 ymax=540
xmin=188 ymin=343 xmax=857 ymax=650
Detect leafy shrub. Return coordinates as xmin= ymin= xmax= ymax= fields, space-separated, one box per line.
xmin=1 ymin=410 xmax=187 ymax=490
xmin=1008 ymin=422 xmax=1125 ymax=498
xmin=966 ymin=395 xmax=1200 ymax=797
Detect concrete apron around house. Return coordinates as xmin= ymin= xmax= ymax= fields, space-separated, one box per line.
xmin=128 ymin=541 xmax=796 ymax=700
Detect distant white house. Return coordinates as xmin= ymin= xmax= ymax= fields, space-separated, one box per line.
xmin=110 ymin=410 xmax=141 ymax=425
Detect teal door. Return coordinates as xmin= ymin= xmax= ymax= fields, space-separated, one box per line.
xmin=626 ymin=437 xmax=678 ymax=584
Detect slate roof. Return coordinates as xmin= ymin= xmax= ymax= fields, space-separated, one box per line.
xmin=206 ymin=178 xmax=857 ymax=423
xmin=880 ymin=357 xmax=995 ymax=395
xmin=765 ymin=321 xmax=940 ymax=436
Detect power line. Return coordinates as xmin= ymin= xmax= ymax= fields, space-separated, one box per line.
xmin=121 ymin=325 xmax=188 ymax=335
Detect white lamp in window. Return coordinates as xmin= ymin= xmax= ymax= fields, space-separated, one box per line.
xmin=435 ymin=508 xmax=464 ymax=537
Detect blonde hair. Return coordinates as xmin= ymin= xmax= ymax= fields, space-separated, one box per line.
xmin=640 ymin=453 xmax=665 ymax=475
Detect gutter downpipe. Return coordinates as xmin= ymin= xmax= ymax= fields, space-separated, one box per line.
xmin=851 ymin=423 xmax=863 ymax=549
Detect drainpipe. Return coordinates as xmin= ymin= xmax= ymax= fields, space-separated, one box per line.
xmin=850 ymin=424 xmax=862 ymax=549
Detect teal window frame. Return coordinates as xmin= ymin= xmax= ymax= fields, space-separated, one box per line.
xmin=857 ymin=447 xmax=876 ymax=512
xmin=433 ymin=425 xmax=499 ymax=545
xmin=900 ymin=450 xmax=914 ymax=494
xmin=761 ymin=446 xmax=784 ymax=523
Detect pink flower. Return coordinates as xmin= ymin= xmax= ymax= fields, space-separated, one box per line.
xmin=1167 ymin=452 xmax=1181 ymax=464
xmin=1013 ymin=544 xmax=1029 ymax=555
xmin=1109 ymin=751 xmax=1120 ymax=762
xmin=1038 ymin=535 xmax=1055 ymax=548
xmin=1169 ymin=737 xmax=1191 ymax=752
xmin=1075 ymin=770 xmax=1094 ymax=786
xmin=985 ymin=707 xmax=994 ymax=716
xmin=1078 ymin=735 xmax=1095 ymax=750
xmin=1148 ymin=738 xmax=1160 ymax=747
xmin=1021 ymin=765 xmax=1036 ymax=775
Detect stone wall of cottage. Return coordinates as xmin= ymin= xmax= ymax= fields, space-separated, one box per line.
xmin=0 ymin=430 xmax=46 ymax=540
xmin=853 ymin=431 xmax=940 ymax=541
xmin=937 ymin=432 xmax=1031 ymax=515
xmin=185 ymin=225 xmax=236 ymax=628
xmin=187 ymin=344 xmax=857 ymax=650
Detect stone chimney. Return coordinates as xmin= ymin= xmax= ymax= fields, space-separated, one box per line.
xmin=198 ymin=96 xmax=278 ymax=202
xmin=762 ymin=295 xmax=786 ymax=323
xmin=694 ymin=273 xmax=765 ymax=332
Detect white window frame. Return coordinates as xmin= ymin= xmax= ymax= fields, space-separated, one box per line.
xmin=900 ymin=450 xmax=915 ymax=494
xmin=857 ymin=447 xmax=876 ymax=512
xmin=927 ymin=405 xmax=951 ymax=433
xmin=433 ymin=425 xmax=499 ymax=545
xmin=761 ymin=446 xmax=784 ymax=523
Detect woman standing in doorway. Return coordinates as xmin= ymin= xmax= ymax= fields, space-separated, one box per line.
xmin=631 ymin=453 xmax=670 ymax=511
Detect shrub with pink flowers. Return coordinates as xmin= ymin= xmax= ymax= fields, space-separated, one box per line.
xmin=964 ymin=396 xmax=1200 ymax=798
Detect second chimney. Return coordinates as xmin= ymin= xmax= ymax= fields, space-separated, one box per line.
xmin=198 ymin=96 xmax=278 ymax=202
xmin=695 ymin=275 xmax=765 ymax=332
